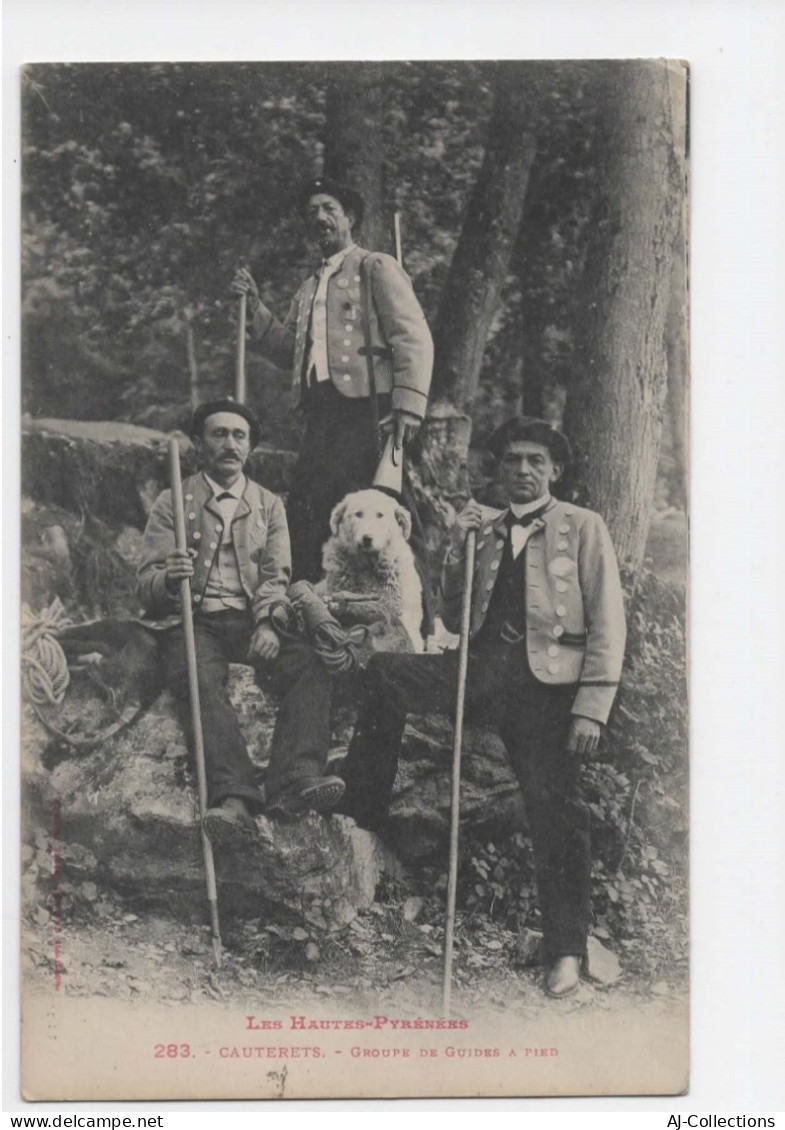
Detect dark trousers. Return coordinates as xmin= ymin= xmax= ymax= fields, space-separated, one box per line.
xmin=160 ymin=610 xmax=333 ymax=811
xmin=341 ymin=643 xmax=591 ymax=960
xmin=288 ymin=382 xmax=383 ymax=583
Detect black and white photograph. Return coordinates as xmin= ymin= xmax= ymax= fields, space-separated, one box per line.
xmin=18 ymin=56 xmax=691 ymax=1100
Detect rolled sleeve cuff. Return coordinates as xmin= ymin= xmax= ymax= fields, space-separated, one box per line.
xmin=150 ymin=570 xmax=177 ymax=613
xmin=571 ymin=682 xmax=619 ymax=725
xmin=392 ymin=385 xmax=428 ymax=419
xmin=252 ymin=305 xmax=274 ymax=340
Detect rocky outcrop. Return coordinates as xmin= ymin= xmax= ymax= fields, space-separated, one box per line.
xmin=381 ymin=714 xmax=524 ymax=861
xmin=22 ymin=649 xmax=529 ymax=932
xmin=22 ymin=418 xmax=189 ymax=531
xmin=22 ymin=667 xmax=399 ymax=931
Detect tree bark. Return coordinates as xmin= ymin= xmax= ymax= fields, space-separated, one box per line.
xmin=429 ymin=63 xmax=539 ymax=410
xmin=410 ymin=63 xmax=540 ymax=557
xmin=563 ymin=60 xmax=688 ymax=583
xmin=323 ymin=64 xmax=389 ymax=254
xmin=665 ymin=185 xmax=689 ymax=511
xmin=184 ymin=312 xmax=200 ymax=412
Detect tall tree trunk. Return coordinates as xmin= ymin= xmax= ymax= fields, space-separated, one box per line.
xmin=414 ymin=63 xmax=539 ymax=535
xmin=430 ymin=63 xmax=538 ymax=411
xmin=184 ymin=311 xmax=200 ymax=411
xmin=665 ymin=183 xmax=689 ymax=511
xmin=563 ymin=59 xmax=688 ymax=583
xmin=323 ymin=64 xmax=389 ymax=253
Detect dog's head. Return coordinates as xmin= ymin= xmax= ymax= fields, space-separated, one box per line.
xmin=329 ymin=489 xmax=412 ymax=556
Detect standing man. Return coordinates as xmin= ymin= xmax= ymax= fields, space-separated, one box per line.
xmin=137 ymin=398 xmax=344 ymax=838
xmin=338 ymin=417 xmax=626 ymax=998
xmin=231 ymin=178 xmax=433 ymax=581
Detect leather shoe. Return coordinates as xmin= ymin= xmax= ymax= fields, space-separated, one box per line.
xmin=202 ymin=798 xmax=257 ymax=845
xmin=544 ymin=955 xmax=581 ymax=998
xmin=267 ymin=776 xmax=345 ymax=818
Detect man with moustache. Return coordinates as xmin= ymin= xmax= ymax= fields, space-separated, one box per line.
xmin=231 ymin=178 xmax=433 ymax=582
xmin=137 ymin=399 xmax=344 ymax=838
xmin=337 ymin=417 xmax=626 ymax=998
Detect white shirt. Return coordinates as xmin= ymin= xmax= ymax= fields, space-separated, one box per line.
xmin=200 ymin=473 xmax=248 ymax=611
xmin=204 ymin=473 xmax=246 ymax=545
xmin=307 ymin=242 xmax=356 ymax=383
xmin=509 ymin=493 xmax=550 ymax=560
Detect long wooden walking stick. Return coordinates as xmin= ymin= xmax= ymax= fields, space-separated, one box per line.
xmin=442 ymin=528 xmax=477 ymax=1016
xmin=393 ymin=211 xmax=403 ymax=268
xmin=235 ymin=292 xmax=247 ymax=404
xmin=168 ymin=436 xmax=223 ymax=969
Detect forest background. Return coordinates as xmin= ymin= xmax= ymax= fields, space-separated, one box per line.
xmin=20 ymin=60 xmax=689 ymax=989
xmin=21 ymin=60 xmax=687 ymax=575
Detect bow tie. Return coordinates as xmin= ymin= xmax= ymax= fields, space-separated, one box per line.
xmin=506 ymin=506 xmax=547 ymax=530
xmin=216 ymin=491 xmax=235 ymax=502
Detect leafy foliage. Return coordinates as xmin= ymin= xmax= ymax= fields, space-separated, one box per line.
xmin=461 ymin=835 xmax=538 ymax=934
xmin=22 ymin=62 xmax=601 ymax=446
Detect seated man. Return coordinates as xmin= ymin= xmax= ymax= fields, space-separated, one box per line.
xmin=136 ymin=398 xmax=344 ymax=840
xmin=338 ymin=416 xmax=626 ymax=997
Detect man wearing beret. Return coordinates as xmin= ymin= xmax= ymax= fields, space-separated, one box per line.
xmin=137 ymin=399 xmax=344 ymax=839
xmin=338 ymin=417 xmax=626 ymax=998
xmin=231 ymin=178 xmax=434 ymax=581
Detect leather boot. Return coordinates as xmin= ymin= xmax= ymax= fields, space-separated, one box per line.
xmin=545 ymin=955 xmax=581 ymax=998
xmin=203 ymin=796 xmax=257 ymax=845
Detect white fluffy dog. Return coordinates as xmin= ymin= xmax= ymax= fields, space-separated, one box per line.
xmin=317 ymin=489 xmax=424 ymax=654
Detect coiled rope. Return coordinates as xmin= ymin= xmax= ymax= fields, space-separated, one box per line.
xmin=21 ymin=598 xmax=71 ymax=706
xmin=269 ymin=581 xmax=373 ymax=675
xmin=21 ymin=599 xmax=144 ymax=749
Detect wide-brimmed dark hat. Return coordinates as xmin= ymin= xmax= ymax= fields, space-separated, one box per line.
xmin=488 ymin=416 xmax=572 ymax=467
xmin=190 ymin=398 xmax=261 ymax=449
xmin=297 ymin=178 xmax=365 ymax=226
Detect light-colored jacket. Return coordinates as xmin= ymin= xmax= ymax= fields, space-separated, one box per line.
xmin=136 ymin=472 xmax=290 ymax=628
xmin=440 ymin=498 xmax=626 ymax=724
xmin=251 ymin=245 xmax=433 ymax=419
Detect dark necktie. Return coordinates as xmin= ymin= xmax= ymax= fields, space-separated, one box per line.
xmin=216 ymin=492 xmax=234 ymax=502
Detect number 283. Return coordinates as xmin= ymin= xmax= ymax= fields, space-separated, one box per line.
xmin=153 ymin=1044 xmax=192 ymax=1058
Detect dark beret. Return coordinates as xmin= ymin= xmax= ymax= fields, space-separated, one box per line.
xmin=189 ymin=398 xmax=261 ymax=449
xmin=297 ymin=178 xmax=365 ymax=226
xmin=488 ymin=416 xmax=572 ymax=467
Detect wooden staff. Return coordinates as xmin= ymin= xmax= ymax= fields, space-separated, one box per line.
xmin=392 ymin=215 xmax=403 ymax=460
xmin=442 ymin=528 xmax=477 ymax=1016
xmin=168 ymin=437 xmax=222 ymax=969
xmin=235 ymin=292 xmax=247 ymax=404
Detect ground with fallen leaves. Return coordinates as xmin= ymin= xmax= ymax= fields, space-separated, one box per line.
xmin=22 ymin=868 xmax=687 ymax=1023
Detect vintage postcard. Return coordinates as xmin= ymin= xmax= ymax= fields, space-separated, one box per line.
xmin=19 ymin=58 xmax=689 ymax=1100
